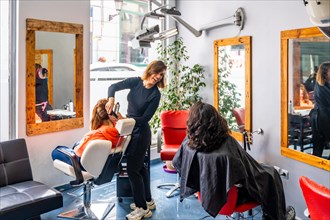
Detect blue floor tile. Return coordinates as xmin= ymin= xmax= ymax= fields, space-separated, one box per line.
xmin=41 ymin=160 xmax=263 ymax=219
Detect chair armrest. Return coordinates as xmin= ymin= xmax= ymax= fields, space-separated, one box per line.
xmin=57 ymin=148 xmax=84 ymax=185
xmin=157 ymin=127 xmax=162 ymax=153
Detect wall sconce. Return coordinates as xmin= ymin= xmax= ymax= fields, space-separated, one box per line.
xmin=114 ymin=0 xmax=123 ymax=11
xmin=109 ymin=0 xmax=124 ymax=21
xmin=157 ymin=27 xmax=178 ymax=40
xmin=132 ymin=5 xmax=245 ymax=48
xmin=131 ymin=25 xmax=179 ymax=49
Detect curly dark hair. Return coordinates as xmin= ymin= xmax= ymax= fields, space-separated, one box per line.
xmin=187 ymin=101 xmax=230 ymax=152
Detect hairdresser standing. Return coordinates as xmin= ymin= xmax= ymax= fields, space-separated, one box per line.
xmin=106 ymin=60 xmax=166 ymax=220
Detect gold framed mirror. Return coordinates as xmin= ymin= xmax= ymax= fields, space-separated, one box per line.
xmin=26 ymin=18 xmax=84 ymax=136
xmin=281 ymin=27 xmax=330 ymax=171
xmin=214 ymin=36 xmax=252 ymax=141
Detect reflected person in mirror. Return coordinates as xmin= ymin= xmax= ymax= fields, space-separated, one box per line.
xmin=300 ymin=84 xmax=314 ymax=108
xmin=51 ymin=98 xmax=121 ymax=170
xmin=310 ymin=62 xmax=330 ymax=159
xmin=105 ymin=60 xmax=166 ymax=220
xmin=35 ymin=63 xmax=53 ymax=122
xmin=304 ymin=66 xmax=318 ymax=92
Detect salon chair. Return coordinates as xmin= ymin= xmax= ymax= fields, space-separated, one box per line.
xmin=53 ymin=118 xmax=135 ymax=220
xmin=157 ymin=110 xmax=189 ymax=198
xmin=232 ymin=108 xmax=245 ymax=133
xmin=197 ymin=186 xmax=260 ymax=220
xmin=299 ymin=176 xmax=330 ymax=220
xmin=288 ymin=114 xmax=313 ymax=152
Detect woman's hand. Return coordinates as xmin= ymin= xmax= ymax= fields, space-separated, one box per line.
xmin=105 ymin=97 xmax=115 ymax=114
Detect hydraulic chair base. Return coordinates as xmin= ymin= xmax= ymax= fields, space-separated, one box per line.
xmin=58 ymin=202 xmax=115 ymax=220
xmin=58 ymin=181 xmax=115 ymax=220
xmin=157 ymin=182 xmax=180 ymax=198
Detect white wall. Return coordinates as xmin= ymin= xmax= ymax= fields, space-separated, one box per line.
xmin=18 ymin=1 xmax=90 ymax=187
xmin=177 ymin=1 xmax=329 ymax=219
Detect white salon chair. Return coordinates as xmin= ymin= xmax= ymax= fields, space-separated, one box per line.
xmin=53 ymin=118 xmax=135 ymax=220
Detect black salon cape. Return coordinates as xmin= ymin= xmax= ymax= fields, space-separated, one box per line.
xmin=172 ymin=136 xmax=286 ymax=219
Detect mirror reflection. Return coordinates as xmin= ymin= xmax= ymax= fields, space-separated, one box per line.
xmin=214 ymin=36 xmax=252 ymax=141
xmin=35 ymin=49 xmax=53 ymax=107
xmin=287 ymin=36 xmax=330 ymax=158
xmin=217 ymin=44 xmax=245 ymax=132
xmin=281 ymin=27 xmax=330 ymax=171
xmin=26 ymin=18 xmax=84 ymax=136
xmin=35 ymin=31 xmax=75 ymax=122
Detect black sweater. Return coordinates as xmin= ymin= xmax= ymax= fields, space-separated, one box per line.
xmin=108 ymin=77 xmax=161 ymax=127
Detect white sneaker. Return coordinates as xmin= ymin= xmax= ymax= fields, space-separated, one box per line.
xmin=130 ymin=199 xmax=156 ymax=210
xmin=126 ymin=207 xmax=152 ymax=220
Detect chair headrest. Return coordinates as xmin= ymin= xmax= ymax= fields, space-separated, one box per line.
xmin=116 ymin=118 xmax=136 ymax=136
xmin=161 ymin=110 xmax=189 ymax=128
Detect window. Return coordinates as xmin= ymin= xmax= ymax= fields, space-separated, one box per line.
xmin=0 ymin=0 xmax=16 ymax=141
xmin=90 ymin=0 xmax=160 ymax=66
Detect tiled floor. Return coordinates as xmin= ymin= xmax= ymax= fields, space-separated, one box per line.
xmin=41 ymin=160 xmax=263 ymax=220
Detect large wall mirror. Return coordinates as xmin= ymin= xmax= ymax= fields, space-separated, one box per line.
xmin=214 ymin=36 xmax=252 ymax=141
xmin=281 ymin=27 xmax=330 ymax=171
xmin=26 ymin=18 xmax=84 ymax=136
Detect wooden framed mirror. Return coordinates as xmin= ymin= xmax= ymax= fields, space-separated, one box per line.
xmin=281 ymin=27 xmax=330 ymax=171
xmin=26 ymin=18 xmax=84 ymax=136
xmin=214 ymin=36 xmax=252 ymax=141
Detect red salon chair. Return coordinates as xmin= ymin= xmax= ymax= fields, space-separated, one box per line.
xmin=197 ymin=185 xmax=260 ymax=220
xmin=232 ymin=108 xmax=245 ymax=133
xmin=157 ymin=110 xmax=189 ymax=198
xmin=299 ymin=176 xmax=330 ymax=220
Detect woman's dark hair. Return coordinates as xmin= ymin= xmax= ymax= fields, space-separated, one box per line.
xmin=316 ymin=62 xmax=330 ymax=86
xmin=187 ymin=101 xmax=230 ymax=152
xmin=141 ymin=60 xmax=167 ymax=88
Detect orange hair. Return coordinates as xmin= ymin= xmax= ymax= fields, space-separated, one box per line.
xmin=90 ymin=98 xmax=111 ymax=130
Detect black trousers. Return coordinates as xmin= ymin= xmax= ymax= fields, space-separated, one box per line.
xmin=310 ymin=108 xmax=330 ymax=158
xmin=126 ymin=124 xmax=151 ymax=209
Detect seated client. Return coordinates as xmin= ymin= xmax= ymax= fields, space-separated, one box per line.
xmin=51 ymin=98 xmax=120 ymax=169
xmin=172 ymin=101 xmax=287 ymax=220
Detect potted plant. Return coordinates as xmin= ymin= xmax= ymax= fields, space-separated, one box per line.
xmin=149 ymin=37 xmax=206 ymax=131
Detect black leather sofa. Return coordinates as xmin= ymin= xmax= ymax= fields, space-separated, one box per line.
xmin=0 ymin=138 xmax=63 ymax=220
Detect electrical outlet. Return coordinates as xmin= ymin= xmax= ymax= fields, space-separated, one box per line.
xmin=273 ymin=166 xmax=289 ymax=179
xmin=280 ymin=169 xmax=289 ymax=179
